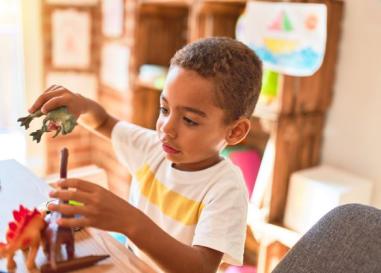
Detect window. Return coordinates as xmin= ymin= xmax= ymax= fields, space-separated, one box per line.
xmin=0 ymin=0 xmax=26 ymax=163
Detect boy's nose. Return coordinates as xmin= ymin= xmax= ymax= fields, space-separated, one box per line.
xmin=161 ymin=117 xmax=177 ymax=139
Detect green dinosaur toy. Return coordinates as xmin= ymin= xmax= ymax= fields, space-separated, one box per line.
xmin=17 ymin=106 xmax=77 ymax=143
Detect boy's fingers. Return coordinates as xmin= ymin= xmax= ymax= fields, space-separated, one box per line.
xmin=47 ymin=203 xmax=88 ymax=216
xmin=28 ymin=88 xmax=67 ymax=113
xmin=44 ymin=85 xmax=60 ymax=94
xmin=57 ymin=178 xmax=99 ymax=193
xmin=45 ymin=84 xmax=62 ymax=93
xmin=57 ymin=216 xmax=90 ymax=228
xmin=40 ymin=95 xmax=69 ymax=114
xmin=49 ymin=188 xmax=93 ymax=204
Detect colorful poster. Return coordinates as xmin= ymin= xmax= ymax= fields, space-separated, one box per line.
xmin=52 ymin=9 xmax=91 ymax=69
xmin=236 ymin=1 xmax=327 ymax=76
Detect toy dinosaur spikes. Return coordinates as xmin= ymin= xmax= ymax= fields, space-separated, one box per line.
xmin=0 ymin=205 xmax=46 ymax=270
xmin=6 ymin=205 xmax=41 ymax=241
xmin=17 ymin=106 xmax=77 ymax=143
xmin=11 ymin=204 xmax=29 ymax=222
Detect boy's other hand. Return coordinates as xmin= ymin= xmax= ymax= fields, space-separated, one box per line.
xmin=47 ymin=178 xmax=133 ymax=234
xmin=28 ymin=85 xmax=86 ymax=118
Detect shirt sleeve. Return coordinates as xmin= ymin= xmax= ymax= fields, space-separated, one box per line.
xmin=111 ymin=121 xmax=159 ymax=174
xmin=192 ymin=180 xmax=249 ymax=266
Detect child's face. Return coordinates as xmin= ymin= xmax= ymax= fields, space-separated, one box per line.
xmin=156 ymin=66 xmax=231 ymax=171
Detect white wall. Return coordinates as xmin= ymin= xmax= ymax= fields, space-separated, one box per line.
xmin=322 ymin=0 xmax=381 ymax=207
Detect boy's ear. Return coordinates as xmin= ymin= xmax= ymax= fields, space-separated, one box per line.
xmin=226 ymin=118 xmax=251 ymax=145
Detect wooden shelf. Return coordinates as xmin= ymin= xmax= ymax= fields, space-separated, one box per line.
xmin=138 ymin=0 xmax=246 ymax=7
xmin=253 ymin=104 xmax=279 ymax=122
xmin=42 ymin=1 xmax=344 ymax=273
xmin=139 ymin=0 xmax=192 ymax=8
xmin=203 ymin=0 xmax=246 ymax=3
xmin=135 ymin=3 xmax=188 ymax=69
xmin=197 ymin=0 xmax=246 ymax=12
xmin=134 ymin=79 xmax=163 ymax=92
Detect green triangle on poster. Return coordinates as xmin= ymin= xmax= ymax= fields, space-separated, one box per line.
xmin=282 ymin=12 xmax=293 ymax=32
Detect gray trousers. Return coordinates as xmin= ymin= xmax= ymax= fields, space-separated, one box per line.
xmin=273 ymin=204 xmax=381 ymax=273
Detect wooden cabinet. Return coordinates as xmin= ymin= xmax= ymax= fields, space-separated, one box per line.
xmin=128 ymin=0 xmax=247 ymax=129
xmin=126 ymin=1 xmax=343 ymax=272
xmin=127 ymin=0 xmax=343 ymax=220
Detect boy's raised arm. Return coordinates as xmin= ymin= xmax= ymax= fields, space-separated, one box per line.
xmin=78 ymin=95 xmax=118 ymax=140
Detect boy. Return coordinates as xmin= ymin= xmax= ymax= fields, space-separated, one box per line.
xmin=30 ymin=37 xmax=262 ymax=273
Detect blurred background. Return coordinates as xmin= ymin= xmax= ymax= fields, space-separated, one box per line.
xmin=1 ymin=1 xmax=380 ymax=272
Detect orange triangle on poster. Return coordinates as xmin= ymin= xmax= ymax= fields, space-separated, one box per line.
xmin=269 ymin=12 xmax=282 ymax=31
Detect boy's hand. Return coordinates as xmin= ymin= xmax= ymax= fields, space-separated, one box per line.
xmin=29 ymin=85 xmax=86 ymax=118
xmin=48 ymin=179 xmax=223 ymax=273
xmin=29 ymin=85 xmax=117 ymax=138
xmin=48 ymin=179 xmax=133 ymax=234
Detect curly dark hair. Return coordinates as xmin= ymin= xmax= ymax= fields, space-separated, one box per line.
xmin=170 ymin=37 xmax=262 ymax=123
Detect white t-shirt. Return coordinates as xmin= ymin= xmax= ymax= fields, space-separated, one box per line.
xmin=111 ymin=121 xmax=248 ymax=271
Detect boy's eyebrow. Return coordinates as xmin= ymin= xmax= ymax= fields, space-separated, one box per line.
xmin=161 ymin=95 xmax=207 ymax=118
xmin=182 ymin=106 xmax=207 ymax=118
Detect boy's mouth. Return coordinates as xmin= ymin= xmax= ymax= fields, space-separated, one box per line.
xmin=162 ymin=143 xmax=180 ymax=154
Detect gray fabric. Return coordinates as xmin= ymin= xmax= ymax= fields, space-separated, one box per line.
xmin=273 ymin=204 xmax=381 ymax=273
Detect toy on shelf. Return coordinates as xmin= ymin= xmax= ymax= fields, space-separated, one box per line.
xmin=0 ymin=205 xmax=46 ymax=270
xmin=17 ymin=106 xmax=77 ymax=143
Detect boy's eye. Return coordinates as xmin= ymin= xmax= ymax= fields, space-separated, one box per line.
xmin=160 ymin=106 xmax=169 ymax=115
xmin=183 ymin=117 xmax=198 ymax=126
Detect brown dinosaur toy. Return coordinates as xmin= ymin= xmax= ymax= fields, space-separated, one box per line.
xmin=0 ymin=205 xmax=46 ymax=270
xmin=41 ymin=147 xmax=75 ymax=270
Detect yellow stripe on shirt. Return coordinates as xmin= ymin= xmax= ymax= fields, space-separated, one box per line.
xmin=136 ymin=164 xmax=205 ymax=226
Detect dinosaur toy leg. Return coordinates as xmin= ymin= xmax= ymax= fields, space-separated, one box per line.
xmin=65 ymin=239 xmax=75 ymax=260
xmin=26 ymin=243 xmax=39 ymax=269
xmin=52 ymin=126 xmax=62 ymax=138
xmin=6 ymin=253 xmax=16 ymax=270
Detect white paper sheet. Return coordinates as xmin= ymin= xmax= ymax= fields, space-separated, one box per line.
xmin=52 ymin=9 xmax=91 ymax=69
xmin=100 ymin=42 xmax=130 ymax=92
xmin=102 ymin=0 xmax=124 ymax=37
xmin=0 ymin=160 xmax=51 ymax=234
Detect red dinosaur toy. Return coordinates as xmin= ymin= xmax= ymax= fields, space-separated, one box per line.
xmin=0 ymin=205 xmax=46 ymax=270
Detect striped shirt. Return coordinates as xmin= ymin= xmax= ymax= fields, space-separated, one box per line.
xmin=111 ymin=121 xmax=248 ymax=271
